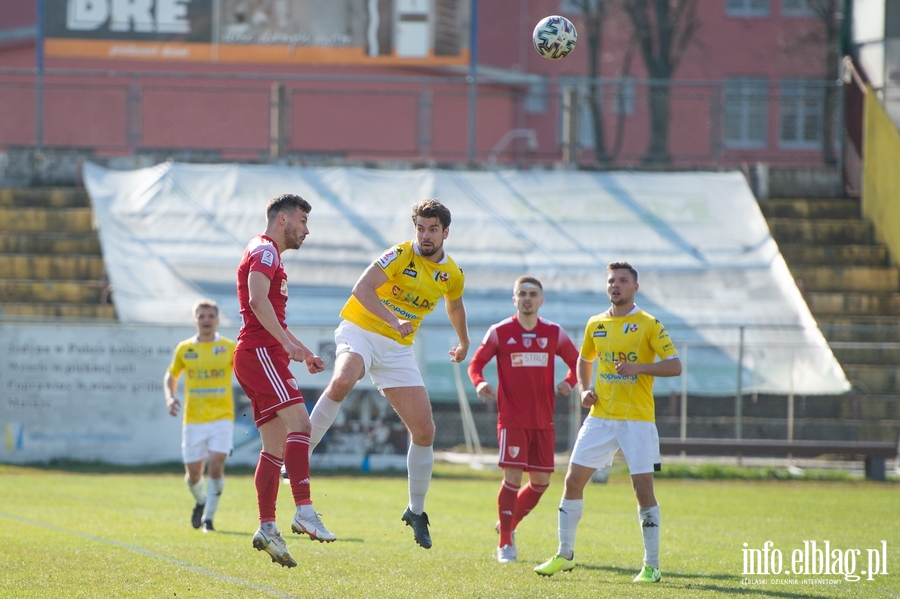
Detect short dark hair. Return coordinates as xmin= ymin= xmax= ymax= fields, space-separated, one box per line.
xmin=607 ymin=261 xmax=638 ymax=283
xmin=266 ymin=194 xmax=311 ymax=222
xmin=514 ymin=276 xmax=543 ymax=291
xmin=411 ymin=199 xmax=451 ymax=229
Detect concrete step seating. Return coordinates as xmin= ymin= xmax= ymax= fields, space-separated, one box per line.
xmin=0 ymin=187 xmax=115 ymax=321
xmin=766 ymin=218 xmax=874 ymax=245
xmin=762 ymin=197 xmax=900 ymax=394
xmin=778 ymin=244 xmax=887 ymax=266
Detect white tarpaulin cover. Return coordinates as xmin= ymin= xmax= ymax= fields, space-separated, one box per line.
xmin=84 ymin=161 xmax=849 ymax=397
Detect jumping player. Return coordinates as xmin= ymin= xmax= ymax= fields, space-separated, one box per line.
xmin=307 ymin=198 xmax=470 ymax=550
xmin=234 ymin=193 xmax=333 ymax=568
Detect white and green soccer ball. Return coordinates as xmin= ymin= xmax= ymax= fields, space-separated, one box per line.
xmin=532 ymin=15 xmax=578 ymax=60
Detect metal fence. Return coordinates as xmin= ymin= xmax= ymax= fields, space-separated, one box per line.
xmin=0 ymin=68 xmax=844 ymax=169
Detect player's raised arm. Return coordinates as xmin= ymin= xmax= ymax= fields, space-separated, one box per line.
xmin=351 ymin=263 xmax=413 ymax=337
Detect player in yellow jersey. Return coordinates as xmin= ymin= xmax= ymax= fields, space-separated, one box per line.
xmin=164 ymin=299 xmax=236 ymax=532
xmin=535 ymin=262 xmax=681 ymax=583
xmin=307 ymin=199 xmax=470 ymax=549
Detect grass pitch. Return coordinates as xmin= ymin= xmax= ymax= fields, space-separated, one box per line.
xmin=0 ymin=462 xmax=897 ymax=598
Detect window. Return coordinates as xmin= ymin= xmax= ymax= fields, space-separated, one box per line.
xmin=525 ymin=81 xmax=548 ymax=114
xmin=782 ymin=0 xmax=817 ymax=17
xmin=557 ymin=83 xmax=603 ymax=149
xmin=726 ymin=0 xmax=770 ymax=16
xmin=779 ymin=79 xmax=823 ymax=148
xmin=724 ymin=78 xmax=769 ymax=148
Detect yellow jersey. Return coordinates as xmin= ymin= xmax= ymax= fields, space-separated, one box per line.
xmin=580 ymin=306 xmax=678 ymax=422
xmin=167 ymin=333 xmax=236 ymax=425
xmin=340 ymin=241 xmax=465 ymax=345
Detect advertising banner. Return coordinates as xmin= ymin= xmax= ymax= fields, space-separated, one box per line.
xmin=44 ymin=0 xmax=471 ymax=66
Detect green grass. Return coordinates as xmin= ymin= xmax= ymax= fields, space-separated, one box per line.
xmin=1 ymin=463 xmax=898 ymax=598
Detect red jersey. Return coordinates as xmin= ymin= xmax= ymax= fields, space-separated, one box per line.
xmin=468 ymin=316 xmax=579 ymax=430
xmin=236 ymin=234 xmax=287 ymax=350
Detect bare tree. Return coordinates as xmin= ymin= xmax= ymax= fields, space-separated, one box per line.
xmin=621 ymin=0 xmax=699 ymax=164
xmin=806 ymin=0 xmax=841 ymax=165
xmin=571 ymin=0 xmax=612 ymax=163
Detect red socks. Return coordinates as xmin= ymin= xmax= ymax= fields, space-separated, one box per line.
xmin=255 ymin=451 xmax=282 ymax=522
xmin=497 ymin=480 xmax=520 ymax=546
xmin=284 ymin=432 xmax=312 ymax=506
xmin=512 ymin=481 xmax=549 ymax=530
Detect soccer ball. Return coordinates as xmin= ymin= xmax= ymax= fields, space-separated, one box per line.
xmin=532 ymin=15 xmax=577 ymax=60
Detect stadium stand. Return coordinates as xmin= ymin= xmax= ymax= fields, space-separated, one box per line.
xmin=0 ymin=187 xmax=116 ymax=320
xmin=763 ymin=196 xmax=900 ymax=409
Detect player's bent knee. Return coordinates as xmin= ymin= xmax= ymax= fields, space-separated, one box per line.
xmin=410 ymin=422 xmax=435 ymax=446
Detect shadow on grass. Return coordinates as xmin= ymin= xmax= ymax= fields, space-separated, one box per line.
xmin=0 ymin=460 xmax=501 ymax=481
xmin=578 ymin=564 xmax=838 ymax=598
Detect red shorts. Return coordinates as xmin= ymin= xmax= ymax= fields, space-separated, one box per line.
xmin=234 ymin=345 xmax=305 ymax=427
xmin=498 ymin=427 xmax=555 ymax=472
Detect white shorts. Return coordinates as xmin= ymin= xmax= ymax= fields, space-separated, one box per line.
xmin=569 ymin=416 xmax=660 ymax=475
xmin=334 ymin=320 xmax=424 ymax=391
xmin=182 ymin=419 xmax=234 ymax=464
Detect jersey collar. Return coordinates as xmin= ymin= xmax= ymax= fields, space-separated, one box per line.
xmin=192 ymin=333 xmax=221 ymax=343
xmin=604 ymin=304 xmax=640 ymax=317
xmin=412 ymin=241 xmax=448 ymax=264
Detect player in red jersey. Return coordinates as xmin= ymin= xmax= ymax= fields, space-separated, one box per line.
xmin=234 ymin=193 xmax=333 ymax=568
xmin=468 ymin=276 xmax=579 ymax=563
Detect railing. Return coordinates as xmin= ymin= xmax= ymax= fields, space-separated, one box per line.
xmin=0 ymin=67 xmax=845 ymax=170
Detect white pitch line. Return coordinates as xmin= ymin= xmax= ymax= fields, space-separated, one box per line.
xmin=0 ymin=511 xmax=299 ymax=599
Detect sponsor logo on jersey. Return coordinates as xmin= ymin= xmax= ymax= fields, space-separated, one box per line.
xmin=511 ymin=352 xmax=549 ymax=367
xmin=403 ymin=268 xmax=418 ymax=278
xmin=287 ymin=378 xmax=299 ymax=390
xmin=261 ymin=249 xmax=274 ymax=267
xmin=377 ymin=248 xmax=400 ymax=269
xmin=190 ymin=368 xmax=227 ymax=379
xmin=381 ymin=299 xmax=420 ymax=320
xmin=603 ymin=351 xmax=638 ymax=363
xmin=507 ymin=337 xmax=517 ymax=345
xmin=389 ymin=286 xmax=433 ymax=310
xmin=185 ymin=351 xmax=198 ymax=359
xmin=593 ymin=331 xmax=607 ymax=337
xmin=280 ymin=279 xmax=288 ymax=296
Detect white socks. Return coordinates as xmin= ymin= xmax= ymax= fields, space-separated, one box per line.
xmin=406 ymin=442 xmax=433 ymax=514
xmin=557 ymin=498 xmax=584 ymax=560
xmin=639 ymin=504 xmax=661 ymax=568
xmin=203 ymin=477 xmax=224 ymax=522
xmin=308 ymin=395 xmax=343 ymax=453
xmin=187 ymin=477 xmax=205 ymax=505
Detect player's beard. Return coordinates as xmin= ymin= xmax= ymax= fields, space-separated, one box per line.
xmin=284 ymin=225 xmax=306 ymax=249
xmin=610 ymin=294 xmax=632 ymax=306
xmin=419 ymin=239 xmax=442 ymax=257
